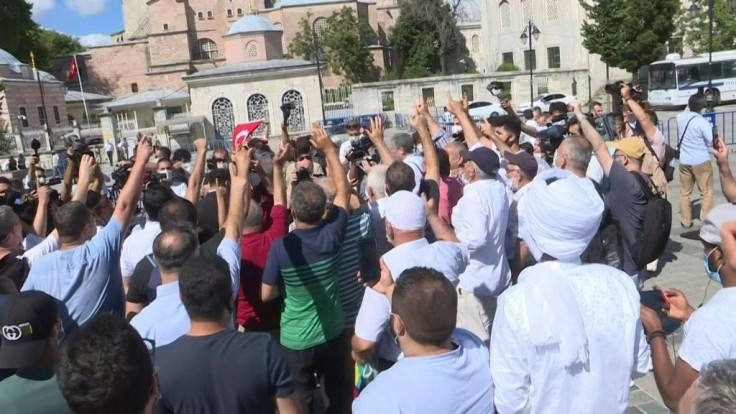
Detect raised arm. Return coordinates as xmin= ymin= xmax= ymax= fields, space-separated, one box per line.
xmin=224 ymin=147 xmax=252 ymax=242
xmin=622 ymin=85 xmax=658 ymax=144
xmin=72 ymin=155 xmax=95 ymax=204
xmin=411 ymin=102 xmax=439 ymax=183
xmin=712 ymin=135 xmax=736 ymax=203
xmin=311 ymin=128 xmax=350 ymax=210
xmin=280 ymin=121 xmax=290 ymax=149
xmin=573 ymin=102 xmax=613 ymax=176
xmin=215 ymin=179 xmax=227 ymax=229
xmin=446 ymin=93 xmax=482 ymax=149
xmin=185 ymin=138 xmax=207 ymax=204
xmin=112 ymin=138 xmax=152 ymax=230
xmin=26 ymin=155 xmax=38 ymax=189
xmin=60 ymin=158 xmax=74 ymax=203
xmin=424 ymin=195 xmax=458 ymax=242
xmin=480 ymin=118 xmax=512 ymax=154
xmin=272 ymin=143 xmax=291 ymax=207
xmin=32 ymin=184 xmax=51 ymax=237
xmin=366 ymin=116 xmax=393 ymax=165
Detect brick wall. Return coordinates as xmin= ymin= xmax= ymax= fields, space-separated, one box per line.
xmin=2 ymin=80 xmax=68 ymax=132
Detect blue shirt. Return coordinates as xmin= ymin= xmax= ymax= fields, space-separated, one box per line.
xmin=677 ymin=111 xmax=713 ymax=166
xmin=22 ymin=219 xmax=124 ymax=333
xmin=352 ymin=329 xmax=494 ymax=413
xmin=131 ymin=281 xmax=189 ymax=348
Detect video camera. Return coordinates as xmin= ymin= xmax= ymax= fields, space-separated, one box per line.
xmin=347 ymin=134 xmax=372 ymax=162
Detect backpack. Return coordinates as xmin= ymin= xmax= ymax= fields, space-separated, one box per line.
xmin=628 ymin=173 xmax=672 ymax=267
xmin=581 ymin=180 xmax=625 ymax=270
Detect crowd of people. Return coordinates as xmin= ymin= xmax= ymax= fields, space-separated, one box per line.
xmin=0 ymin=84 xmax=734 ymax=414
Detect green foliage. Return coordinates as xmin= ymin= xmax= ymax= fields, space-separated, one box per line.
xmin=679 ymin=0 xmax=736 ymax=54
xmin=580 ymin=0 xmax=679 ymax=73
xmin=288 ymin=7 xmax=377 ymax=83
xmin=496 ymin=62 xmax=520 ymax=72
xmin=388 ymin=0 xmax=472 ymax=79
xmin=0 ymin=0 xmax=86 ymax=72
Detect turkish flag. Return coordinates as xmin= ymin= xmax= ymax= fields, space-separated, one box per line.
xmin=66 ymin=56 xmax=78 ymax=83
xmin=231 ymin=120 xmax=263 ymax=148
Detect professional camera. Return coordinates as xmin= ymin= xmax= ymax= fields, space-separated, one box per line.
xmin=605 ymin=80 xmax=642 ymax=102
xmin=111 ymin=165 xmax=131 ymax=190
xmin=281 ymin=102 xmax=295 ymax=121
xmin=296 ymin=168 xmax=311 ymax=183
xmin=347 ymin=134 xmax=372 ymax=162
xmin=537 ymin=113 xmax=570 ymax=154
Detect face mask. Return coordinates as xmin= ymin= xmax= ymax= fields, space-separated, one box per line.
xmin=451 ymin=125 xmax=463 ymax=135
xmin=37 ymin=176 xmax=46 ymax=185
xmin=552 ymin=150 xmax=562 ymax=169
xmin=158 ymin=169 xmax=172 ymax=182
xmin=704 ymin=247 xmax=723 ymax=284
xmin=182 ymin=162 xmax=192 ymax=173
xmin=216 ymin=162 xmax=228 ymax=170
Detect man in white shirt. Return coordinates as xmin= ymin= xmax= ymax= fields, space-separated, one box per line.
xmin=677 ymin=92 xmax=714 ymax=228
xmin=491 ymin=169 xmax=649 ymax=413
xmin=119 ymin=184 xmax=175 ymax=292
xmin=386 ymin=132 xmax=423 ymax=193
xmin=452 ymin=146 xmax=509 ymax=346
xmin=351 ymin=191 xmax=468 ymax=367
xmin=353 ymin=267 xmax=493 ymax=413
xmin=365 ymin=164 xmax=392 ymax=257
xmin=503 ymin=151 xmax=538 ymax=282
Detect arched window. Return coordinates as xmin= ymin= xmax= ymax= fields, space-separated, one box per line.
xmin=247 ymin=94 xmax=269 ymax=135
xmin=197 ymin=11 xmax=204 ymax=20
xmin=207 ymin=11 xmax=213 ymax=19
xmin=247 ymin=42 xmax=258 ymax=58
xmin=313 ymin=17 xmax=328 ymax=40
xmin=471 ymin=35 xmax=480 ymax=53
xmin=282 ymin=90 xmax=305 ymax=132
xmin=521 ymin=0 xmax=533 ymax=25
xmin=499 ymin=1 xmax=511 ymax=29
xmin=546 ymin=0 xmax=559 ymax=21
xmin=212 ymin=98 xmax=235 ymax=141
xmin=194 ymin=38 xmax=219 ymax=60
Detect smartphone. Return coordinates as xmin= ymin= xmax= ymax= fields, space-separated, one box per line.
xmin=641 ymin=289 xmax=680 ymax=335
xmin=357 ymin=238 xmax=379 ymax=284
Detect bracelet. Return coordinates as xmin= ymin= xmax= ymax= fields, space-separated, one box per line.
xmin=647 ymin=330 xmax=667 ymax=344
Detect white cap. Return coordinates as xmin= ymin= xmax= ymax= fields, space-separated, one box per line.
xmin=385 ymin=190 xmax=426 ymax=231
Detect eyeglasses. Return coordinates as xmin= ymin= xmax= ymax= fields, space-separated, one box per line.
xmin=298 ymin=155 xmax=312 ymax=162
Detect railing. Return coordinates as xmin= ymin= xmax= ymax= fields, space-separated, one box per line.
xmin=663 ymin=110 xmax=736 ymax=146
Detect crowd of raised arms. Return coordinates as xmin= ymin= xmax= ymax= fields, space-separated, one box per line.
xmin=0 ymin=86 xmax=735 ymax=414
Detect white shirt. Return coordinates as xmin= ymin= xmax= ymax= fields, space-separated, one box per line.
xmin=169 ymin=180 xmax=188 ymax=198
xmin=354 ymin=238 xmax=468 ymax=361
xmin=339 ymin=139 xmax=353 ymax=164
xmin=353 ymin=329 xmax=495 ymax=413
xmin=403 ymin=154 xmax=424 ymax=194
xmin=452 ymin=178 xmax=510 ymax=297
xmin=505 ymin=184 xmax=531 ymax=260
xmin=586 ymin=157 xmax=604 ymax=184
xmin=130 ymin=281 xmax=189 ymax=348
xmin=22 ymin=234 xmax=58 ymax=267
xmin=490 ymin=261 xmax=649 ymax=414
xmin=120 ymin=221 xmax=161 ymax=277
xmin=105 ymin=141 xmax=114 ymax=152
xmin=679 ymin=287 xmax=736 ymax=372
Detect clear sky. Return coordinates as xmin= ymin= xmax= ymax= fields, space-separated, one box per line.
xmin=29 ymin=0 xmax=123 ymax=46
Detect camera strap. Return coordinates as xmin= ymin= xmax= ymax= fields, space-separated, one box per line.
xmin=677 ymin=116 xmax=696 ymax=151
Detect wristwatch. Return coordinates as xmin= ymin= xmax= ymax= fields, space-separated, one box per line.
xmin=647 ymin=330 xmax=667 ymax=344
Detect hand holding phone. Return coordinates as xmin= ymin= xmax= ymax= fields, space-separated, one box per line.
xmin=357 ymin=238 xmax=379 ymax=285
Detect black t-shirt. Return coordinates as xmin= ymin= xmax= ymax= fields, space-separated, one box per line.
xmin=0 ymin=252 xmax=29 ymax=290
xmin=155 ymin=330 xmax=294 ymax=414
xmin=196 ymin=193 xmax=220 ymax=243
xmin=126 ymin=230 xmax=225 ymax=305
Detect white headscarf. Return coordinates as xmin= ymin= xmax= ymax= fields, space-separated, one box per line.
xmin=518 ymin=169 xmax=604 ymax=262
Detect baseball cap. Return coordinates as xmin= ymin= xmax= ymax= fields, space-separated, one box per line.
xmin=504 ymin=150 xmax=538 ymax=179
xmin=460 ymin=147 xmax=500 ymax=176
xmin=385 ymin=190 xmax=426 ymax=231
xmin=700 ymin=204 xmax=736 ymax=245
xmin=0 ymin=291 xmax=58 ymax=369
xmin=609 ymin=137 xmax=645 ymax=160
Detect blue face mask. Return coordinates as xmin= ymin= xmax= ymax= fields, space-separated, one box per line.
xmin=704 ymin=246 xmax=723 ymax=284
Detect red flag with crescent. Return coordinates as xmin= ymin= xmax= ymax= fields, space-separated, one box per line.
xmin=66 ymin=56 xmax=78 ymax=83
xmin=231 ymin=120 xmax=263 ymax=148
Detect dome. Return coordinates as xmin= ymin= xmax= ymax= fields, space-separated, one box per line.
xmin=227 ymin=15 xmax=281 ymax=35
xmin=0 ymin=48 xmax=24 ymax=73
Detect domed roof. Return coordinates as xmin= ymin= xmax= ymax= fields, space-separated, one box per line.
xmin=0 ymin=48 xmax=24 ymax=73
xmin=227 ymin=14 xmax=281 ymax=35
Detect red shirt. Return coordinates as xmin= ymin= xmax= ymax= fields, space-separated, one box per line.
xmin=236 ymin=204 xmax=287 ymax=331
xmin=439 ymin=176 xmax=464 ymax=224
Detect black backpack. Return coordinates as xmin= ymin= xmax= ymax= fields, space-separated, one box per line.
xmin=581 ymin=180 xmax=625 ymax=270
xmin=628 ymin=173 xmax=672 ymax=267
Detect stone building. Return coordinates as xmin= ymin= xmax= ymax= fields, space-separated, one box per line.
xmin=0 ymin=49 xmax=70 ymax=152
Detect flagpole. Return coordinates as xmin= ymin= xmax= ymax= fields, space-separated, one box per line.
xmin=30 ymin=52 xmax=50 ymax=135
xmin=73 ymin=55 xmax=91 ymax=132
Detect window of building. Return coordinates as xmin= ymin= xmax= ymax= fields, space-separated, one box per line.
xmin=163 ymin=24 xmax=169 ymax=31
xmin=194 ymin=38 xmax=220 ymax=60
xmin=282 ymin=90 xmax=305 ymax=132
xmin=198 ymin=12 xmax=204 ymax=20
xmin=313 ymin=17 xmax=328 ymax=40
xmin=53 ymin=106 xmax=61 ymax=124
xmin=381 ymin=91 xmax=395 ymax=111
xmin=546 ymin=0 xmax=559 ymax=21
xmin=502 ymin=52 xmax=514 ymax=65
xmin=471 ymin=35 xmax=480 ymax=53
xmin=461 ymin=85 xmax=474 ymax=101
xmin=131 ymin=83 xmax=139 ymax=93
xmin=227 ymin=9 xmax=233 ymax=17
xmin=19 ymin=107 xmax=28 ymax=127
xmin=422 ymin=87 xmax=435 ymax=107
xmin=37 ymin=107 xmax=45 ymax=126
xmin=547 ymin=46 xmax=561 ymax=69
xmin=537 ymin=78 xmax=549 ymax=94
xmin=246 ymin=94 xmax=269 ymax=135
xmin=247 ymin=43 xmax=258 ymax=58
xmin=521 ymin=0 xmax=533 ymax=25
xmin=237 ymin=8 xmax=243 ymax=16
xmin=499 ymin=0 xmax=511 ymax=29
xmin=212 ymin=98 xmax=235 ymax=140
xmin=207 ymin=11 xmax=213 ymax=19
xmin=524 ymin=49 xmax=536 ymax=70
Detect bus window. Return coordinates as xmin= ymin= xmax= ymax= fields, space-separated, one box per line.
xmin=649 ymin=63 xmax=676 ymax=90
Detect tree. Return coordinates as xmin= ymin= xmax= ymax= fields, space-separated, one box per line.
xmin=388 ymin=0 xmax=471 ymax=79
xmin=35 ymin=29 xmax=86 ymax=71
xmin=580 ymin=0 xmax=679 ymax=73
xmin=679 ymin=0 xmax=736 ymax=54
xmin=288 ymin=7 xmax=377 ymax=84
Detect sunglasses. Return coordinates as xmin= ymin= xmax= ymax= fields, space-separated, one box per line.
xmin=298 ymin=155 xmax=312 ymax=162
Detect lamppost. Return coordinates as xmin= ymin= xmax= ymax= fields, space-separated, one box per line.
xmin=688 ymin=0 xmax=736 ymax=112
xmin=520 ymin=21 xmax=541 ymax=104
xmin=312 ymin=21 xmax=327 ymax=124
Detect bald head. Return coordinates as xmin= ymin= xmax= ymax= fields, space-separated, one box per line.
xmin=153 ymin=228 xmax=199 ymax=273
xmin=557 ymin=135 xmax=592 ymax=176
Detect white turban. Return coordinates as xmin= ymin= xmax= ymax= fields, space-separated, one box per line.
xmin=518 ymin=169 xmax=604 ymax=262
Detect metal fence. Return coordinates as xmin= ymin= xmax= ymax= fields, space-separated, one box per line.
xmin=662 ymin=110 xmax=736 ymax=147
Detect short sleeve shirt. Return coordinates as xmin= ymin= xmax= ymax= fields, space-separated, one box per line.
xmin=263 ymin=207 xmax=348 ymax=350
xmin=679 ymin=287 xmax=736 ymax=372
xmin=0 ymin=369 xmax=72 ymax=414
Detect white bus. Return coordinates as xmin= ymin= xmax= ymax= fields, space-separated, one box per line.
xmin=648 ymin=50 xmax=736 ymax=108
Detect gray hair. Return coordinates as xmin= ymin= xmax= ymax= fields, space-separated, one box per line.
xmin=564 ymin=135 xmax=593 ymax=174
xmin=366 ymin=164 xmax=389 ymax=200
xmin=315 ymin=177 xmax=337 ymax=208
xmin=0 ymin=206 xmax=18 ymax=243
xmin=387 ymin=133 xmax=414 ymax=154
xmin=470 ymin=161 xmax=492 ymax=181
xmin=693 ymin=359 xmax=736 ymax=413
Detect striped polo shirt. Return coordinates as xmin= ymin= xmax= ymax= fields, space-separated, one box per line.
xmin=337 ymin=206 xmax=373 ymax=327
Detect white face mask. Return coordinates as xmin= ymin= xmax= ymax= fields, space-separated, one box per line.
xmin=182 ymin=162 xmax=192 ymax=173
xmin=157 ymin=169 xmax=172 ymax=182
xmin=451 ymin=125 xmax=463 ymax=135
xmin=552 ymin=150 xmax=561 ymax=169
xmin=216 ymin=162 xmax=228 ymax=170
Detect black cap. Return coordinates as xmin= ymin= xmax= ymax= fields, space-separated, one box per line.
xmin=504 ymin=150 xmax=538 ymax=179
xmin=460 ymin=147 xmax=500 ymax=176
xmin=0 ymin=291 xmax=58 ymax=369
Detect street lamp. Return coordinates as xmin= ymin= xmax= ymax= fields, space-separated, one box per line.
xmin=312 ymin=21 xmax=327 ymax=124
xmin=520 ymin=22 xmax=541 ymax=106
